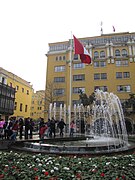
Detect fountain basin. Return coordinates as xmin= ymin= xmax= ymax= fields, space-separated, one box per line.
xmin=11 ymin=136 xmax=135 ymax=155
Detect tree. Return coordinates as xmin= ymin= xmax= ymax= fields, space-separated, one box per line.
xmin=128 ymin=93 xmax=135 ymax=112
xmin=122 ymin=93 xmax=135 ymax=115
xmin=44 ymin=81 xmax=64 ymax=111
xmin=79 ymin=90 xmax=95 ymax=107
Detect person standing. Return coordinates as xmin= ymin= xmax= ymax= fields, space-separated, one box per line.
xmin=24 ymin=118 xmax=30 ymax=139
xmin=57 ymin=119 xmax=66 ymax=137
xmin=50 ymin=117 xmax=56 ymax=138
xmin=19 ymin=118 xmax=24 ymax=139
xmin=29 ymin=118 xmax=34 ymax=139
xmin=10 ymin=120 xmax=19 ymax=140
xmin=39 ymin=123 xmax=48 ymax=140
xmin=70 ymin=120 xmax=75 ymax=137
xmin=0 ymin=119 xmax=5 ymax=139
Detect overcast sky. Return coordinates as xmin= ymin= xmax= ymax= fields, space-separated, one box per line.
xmin=0 ymin=0 xmax=135 ymax=91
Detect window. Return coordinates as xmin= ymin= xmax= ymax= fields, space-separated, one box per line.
xmin=94 ymin=73 xmax=100 ymax=80
xmin=54 ymin=77 xmax=65 ymax=83
xmin=38 ymin=101 xmax=42 ymax=105
xmin=54 ymin=88 xmax=65 ymax=96
xmin=20 ymin=103 xmax=23 ymax=111
xmin=74 ymin=54 xmax=78 ymax=60
xmin=14 ymin=102 xmax=17 ymax=110
xmin=56 ymin=56 xmax=58 ymax=61
xmin=94 ymin=51 xmax=99 ymax=58
xmin=54 ymin=66 xmax=65 ymax=72
xmin=101 ymin=73 xmax=107 ymax=79
xmin=94 ymin=62 xmax=99 ymax=67
xmin=116 ymin=72 xmax=122 ymax=79
xmin=27 ymin=90 xmax=29 ymax=95
xmin=115 ymin=49 xmax=120 ymax=57
xmin=73 ymin=63 xmax=85 ymax=69
xmin=73 ymin=74 xmax=85 ymax=81
xmin=16 ymin=86 xmax=19 ymax=91
xmin=59 ymin=56 xmax=62 ymax=61
xmin=94 ymin=61 xmax=106 ymax=67
xmin=22 ymin=88 xmax=24 ymax=93
xmin=2 ymin=77 xmax=6 ymax=84
xmin=25 ymin=105 xmax=28 ymax=112
xmin=94 ymin=86 xmax=108 ymax=92
xmin=123 ymin=72 xmax=130 ymax=78
xmin=122 ymin=49 xmax=128 ymax=57
xmin=10 ymin=82 xmax=12 ymax=87
xmin=100 ymin=61 xmax=106 ymax=67
xmin=100 ymin=51 xmax=105 ymax=58
xmin=63 ymin=56 xmax=66 ymax=60
xmin=73 ymin=87 xmax=85 ymax=94
xmin=116 ymin=72 xmax=130 ymax=79
xmin=117 ymin=85 xmax=131 ymax=92
xmin=116 ymin=60 xmax=128 ymax=66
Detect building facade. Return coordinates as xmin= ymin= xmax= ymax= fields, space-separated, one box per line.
xmin=30 ymin=90 xmax=45 ymax=120
xmin=0 ymin=67 xmax=33 ymax=120
xmin=0 ymin=81 xmax=16 ymax=120
xmin=46 ymin=32 xmax=135 ymax=114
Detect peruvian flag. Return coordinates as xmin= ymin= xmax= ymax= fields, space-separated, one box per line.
xmin=73 ymin=35 xmax=91 ymax=64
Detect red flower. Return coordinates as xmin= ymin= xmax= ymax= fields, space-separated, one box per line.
xmin=33 ymin=167 xmax=38 ymax=171
xmin=100 ymin=172 xmax=105 ymax=177
xmin=0 ymin=174 xmax=4 ymax=179
xmin=116 ymin=178 xmax=119 ymax=180
xmin=35 ymin=176 xmax=39 ymax=180
xmin=44 ymin=171 xmax=49 ymax=176
xmin=122 ymin=175 xmax=126 ymax=179
xmin=76 ymin=173 xmax=82 ymax=179
xmin=12 ymin=166 xmax=16 ymax=169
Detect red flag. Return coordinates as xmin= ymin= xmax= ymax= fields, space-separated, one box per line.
xmin=73 ymin=35 xmax=91 ymax=64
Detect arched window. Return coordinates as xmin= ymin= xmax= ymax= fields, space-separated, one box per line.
xmin=59 ymin=56 xmax=62 ymax=61
xmin=115 ymin=49 xmax=120 ymax=57
xmin=100 ymin=51 xmax=105 ymax=58
xmin=94 ymin=51 xmax=99 ymax=59
xmin=56 ymin=56 xmax=58 ymax=61
xmin=122 ymin=49 xmax=128 ymax=57
xmin=63 ymin=56 xmax=66 ymax=60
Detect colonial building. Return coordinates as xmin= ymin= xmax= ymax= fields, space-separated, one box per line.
xmin=0 ymin=67 xmax=33 ymax=120
xmin=46 ymin=32 xmax=135 ymax=113
xmin=0 ymin=77 xmax=16 ymax=120
xmin=30 ymin=90 xmax=45 ymax=120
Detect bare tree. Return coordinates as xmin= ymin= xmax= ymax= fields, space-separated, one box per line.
xmin=44 ymin=81 xmax=64 ymax=111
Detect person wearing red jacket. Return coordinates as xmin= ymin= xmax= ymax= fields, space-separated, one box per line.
xmin=39 ymin=124 xmax=48 ymax=140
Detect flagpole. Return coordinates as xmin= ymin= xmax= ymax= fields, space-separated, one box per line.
xmin=69 ymin=32 xmax=73 ymax=135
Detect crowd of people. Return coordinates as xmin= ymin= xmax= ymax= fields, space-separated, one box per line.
xmin=0 ymin=117 xmax=76 ymax=141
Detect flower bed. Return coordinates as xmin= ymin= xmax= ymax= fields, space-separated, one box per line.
xmin=0 ymin=151 xmax=135 ymax=179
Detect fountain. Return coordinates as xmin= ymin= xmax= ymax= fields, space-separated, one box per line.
xmin=12 ymin=90 xmax=135 ymax=155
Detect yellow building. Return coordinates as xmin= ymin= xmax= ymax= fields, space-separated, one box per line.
xmin=46 ymin=32 xmax=135 ymax=112
xmin=0 ymin=67 xmax=33 ymax=119
xmin=30 ymin=90 xmax=45 ymax=120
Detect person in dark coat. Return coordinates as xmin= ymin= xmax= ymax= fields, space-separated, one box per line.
xmin=49 ymin=117 xmax=56 ymax=138
xmin=57 ymin=118 xmax=66 ymax=137
xmin=29 ymin=118 xmax=34 ymax=139
xmin=24 ymin=118 xmax=30 ymax=139
xmin=39 ymin=118 xmax=44 ymax=138
xmin=19 ymin=118 xmax=24 ymax=139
